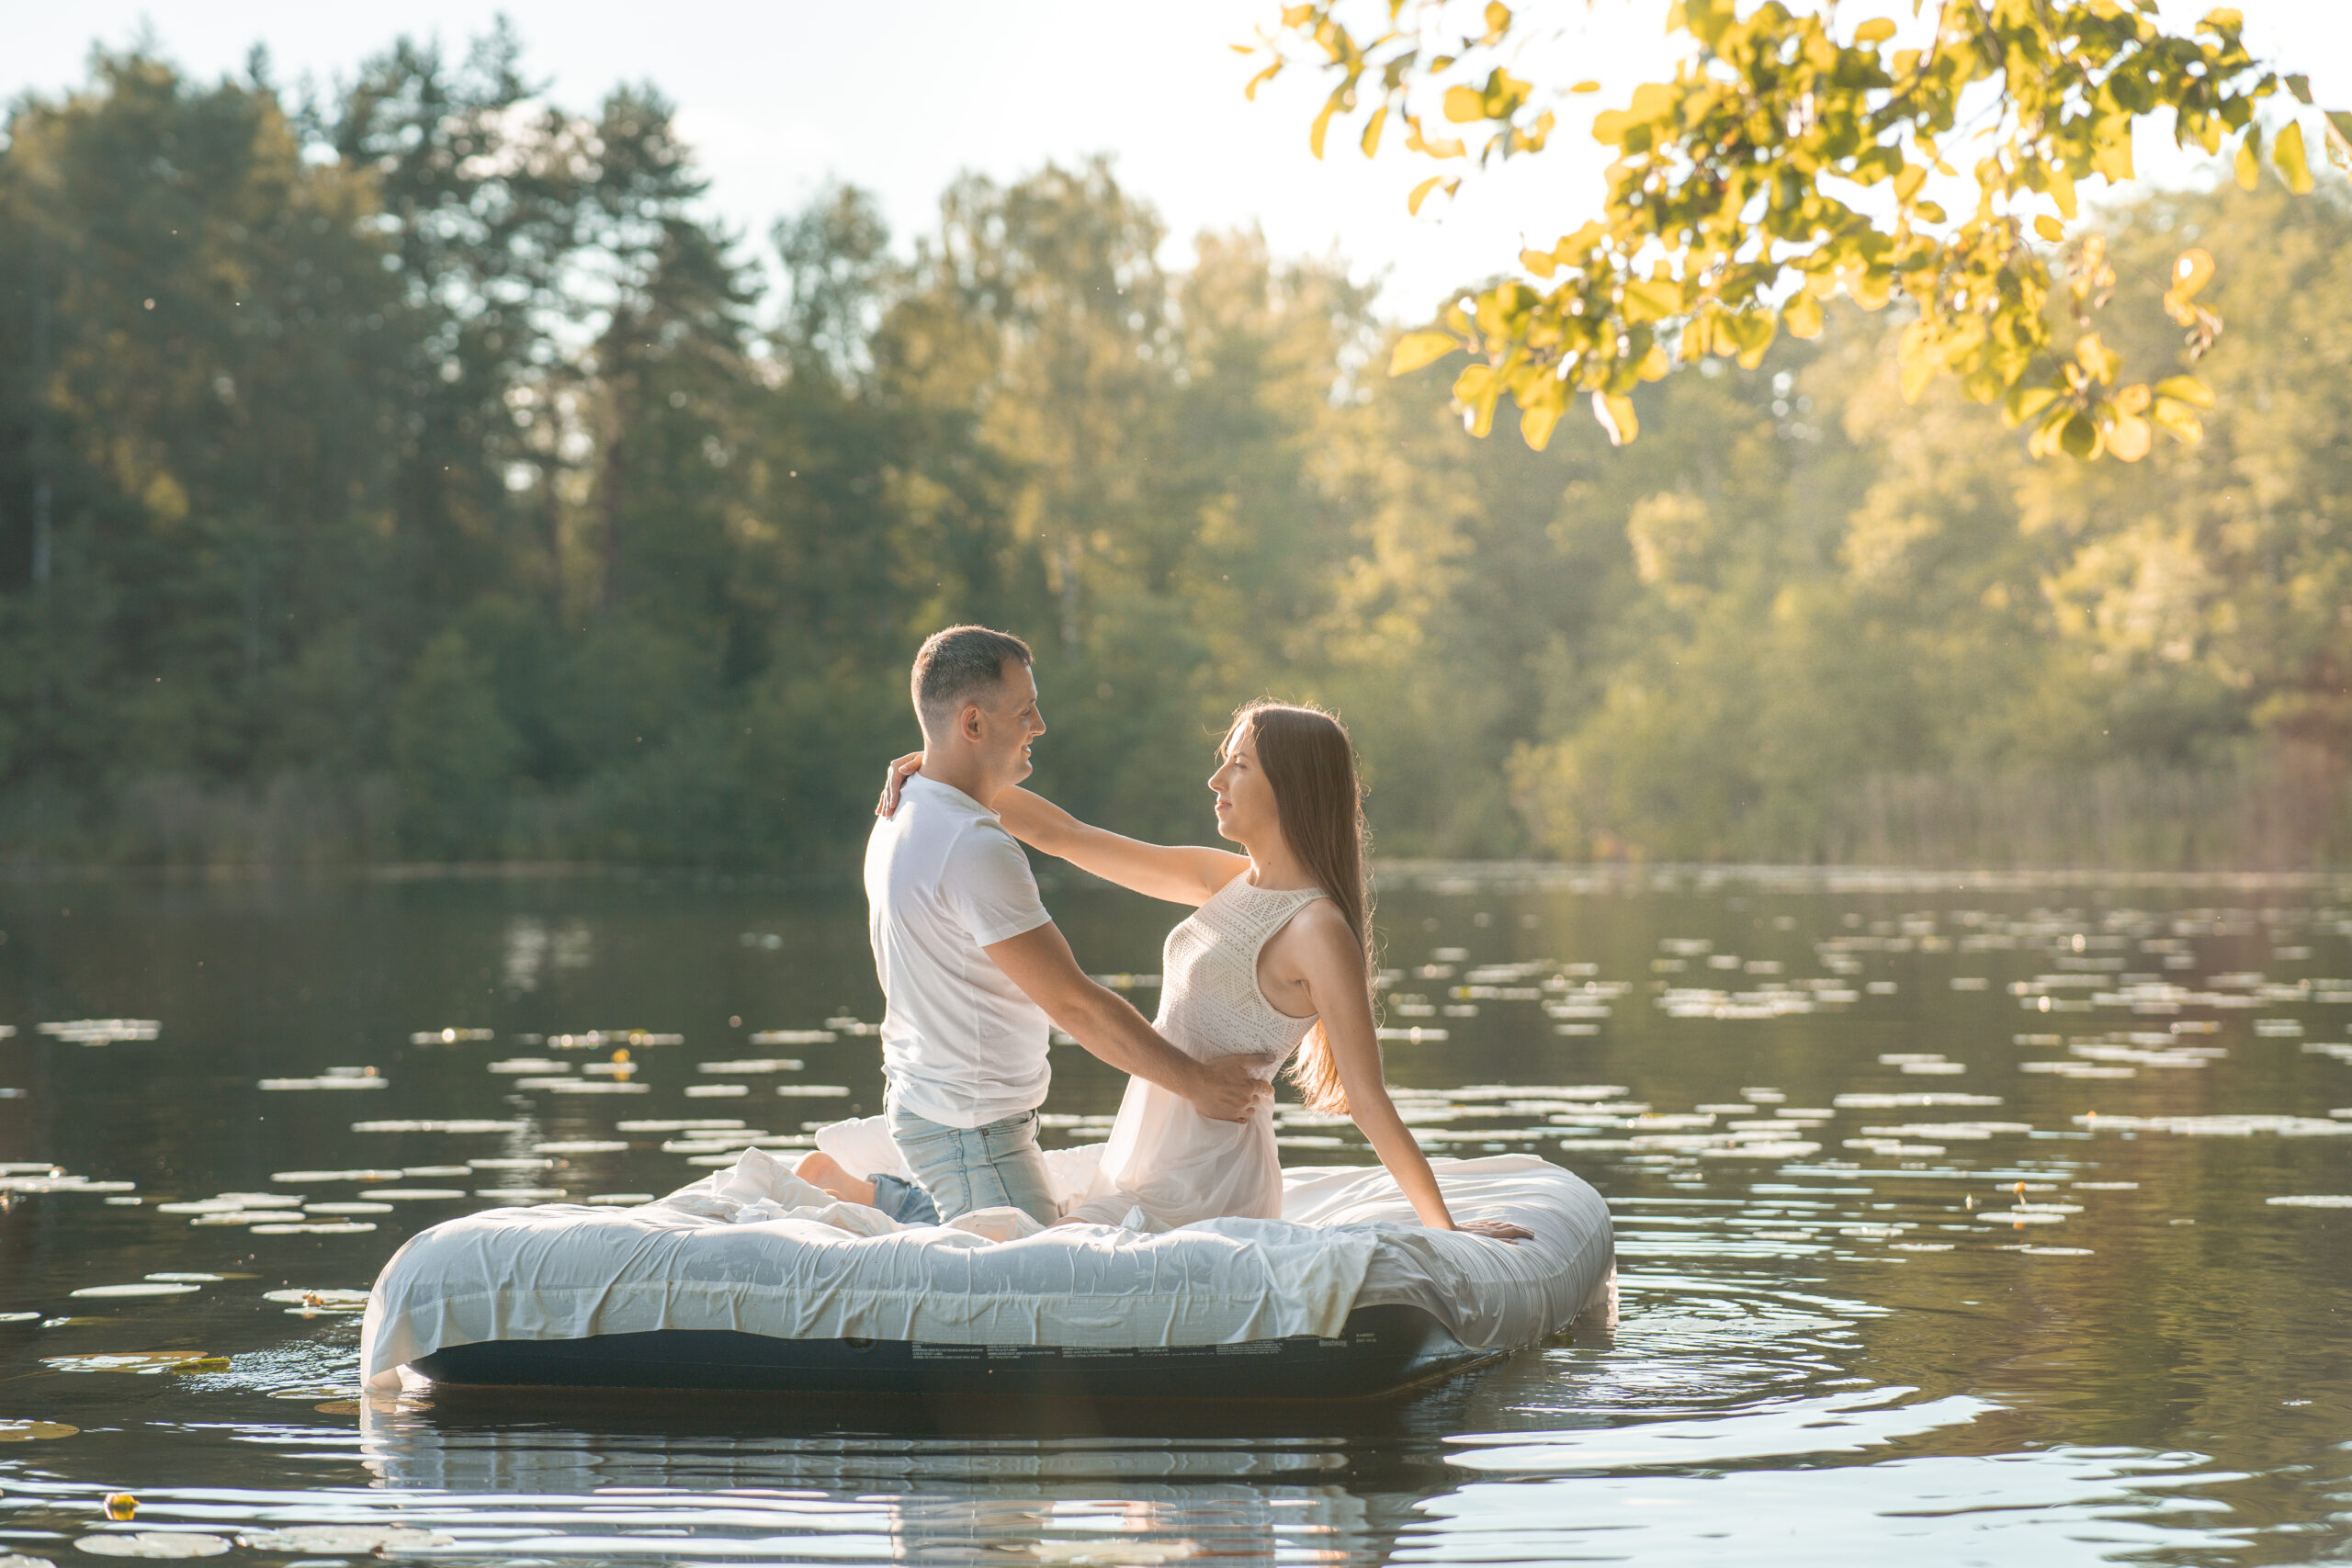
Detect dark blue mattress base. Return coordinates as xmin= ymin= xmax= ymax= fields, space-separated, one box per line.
xmin=412 ymin=1303 xmax=1499 ymax=1402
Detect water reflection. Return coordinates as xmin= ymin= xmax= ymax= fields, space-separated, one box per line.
xmin=5 ymin=867 xmax=2352 ymax=1563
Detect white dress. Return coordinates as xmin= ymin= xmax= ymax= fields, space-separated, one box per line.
xmin=1067 ymin=875 xmax=1327 ymax=1229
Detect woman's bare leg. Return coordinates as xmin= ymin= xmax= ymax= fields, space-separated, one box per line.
xmin=793 ymin=1150 xmax=876 ymax=1207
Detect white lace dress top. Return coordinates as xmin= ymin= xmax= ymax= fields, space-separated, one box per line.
xmin=1067 ymin=874 xmax=1327 ymax=1228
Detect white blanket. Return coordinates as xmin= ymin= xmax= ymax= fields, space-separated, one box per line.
xmin=361 ymin=1143 xmax=1611 ymax=1390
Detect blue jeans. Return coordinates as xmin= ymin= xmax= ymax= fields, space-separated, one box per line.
xmin=872 ymin=1102 xmax=1056 ymax=1227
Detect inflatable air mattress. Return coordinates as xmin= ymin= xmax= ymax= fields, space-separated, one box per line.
xmin=361 ymin=1132 xmax=1612 ymax=1403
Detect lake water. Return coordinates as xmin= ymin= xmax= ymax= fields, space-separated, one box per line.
xmin=2 ymin=864 xmax=2348 ymax=1565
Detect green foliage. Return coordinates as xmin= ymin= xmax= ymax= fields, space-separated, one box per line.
xmin=0 ymin=36 xmax=2345 ymax=872
xmin=1252 ymin=0 xmax=2351 ymax=458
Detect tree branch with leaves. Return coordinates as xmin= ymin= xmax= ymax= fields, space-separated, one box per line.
xmin=1247 ymin=0 xmax=2349 ymax=458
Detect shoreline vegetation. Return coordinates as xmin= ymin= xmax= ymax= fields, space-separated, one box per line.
xmin=0 ymin=739 xmax=2340 ymax=875
xmin=3 ymin=33 xmax=2349 ymax=876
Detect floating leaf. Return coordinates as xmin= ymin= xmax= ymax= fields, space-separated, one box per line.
xmin=237 ymin=1528 xmax=455 ymax=1553
xmin=70 ymin=1284 xmax=198 ymax=1300
xmin=0 ymin=1419 xmax=77 ymax=1440
xmin=42 ymin=1353 xmax=216 ymax=1374
xmin=261 ymin=1289 xmax=370 ymax=1311
xmin=74 ymin=1536 xmax=232 ymax=1560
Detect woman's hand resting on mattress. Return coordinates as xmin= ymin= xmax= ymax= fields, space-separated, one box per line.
xmin=1454 ymin=1218 xmax=1534 ymax=1242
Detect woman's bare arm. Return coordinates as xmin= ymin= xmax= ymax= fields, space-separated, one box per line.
xmin=993 ymin=787 xmax=1246 ymax=907
xmin=877 ymin=753 xmax=1245 ymax=907
xmin=1282 ymin=908 xmax=1532 ymax=1240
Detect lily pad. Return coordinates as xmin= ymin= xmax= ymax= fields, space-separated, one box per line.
xmin=43 ymin=1353 xmax=219 ymax=1374
xmin=74 ymin=1535 xmax=232 ymax=1559
xmin=250 ymin=1222 xmax=377 ymax=1235
xmin=261 ymin=1290 xmax=369 ymax=1310
xmin=0 ymin=1418 xmax=78 ymax=1439
xmin=0 ymin=1553 xmax=58 ymax=1568
xmin=69 ymin=1284 xmax=198 ymax=1300
xmin=237 ymin=1527 xmax=455 ymax=1552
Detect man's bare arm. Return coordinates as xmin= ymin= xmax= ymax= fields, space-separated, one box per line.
xmin=983 ymin=922 xmax=1272 ymax=1122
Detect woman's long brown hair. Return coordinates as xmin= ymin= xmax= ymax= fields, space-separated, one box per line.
xmin=1232 ymin=701 xmax=1374 ymax=1115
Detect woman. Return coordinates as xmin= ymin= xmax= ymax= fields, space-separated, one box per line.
xmin=867 ymin=701 xmax=1527 ymax=1241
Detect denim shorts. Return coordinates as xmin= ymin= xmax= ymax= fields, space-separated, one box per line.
xmin=873 ymin=1101 xmax=1057 ymax=1227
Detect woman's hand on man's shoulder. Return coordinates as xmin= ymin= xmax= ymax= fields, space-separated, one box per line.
xmin=876 ymin=751 xmax=925 ymax=817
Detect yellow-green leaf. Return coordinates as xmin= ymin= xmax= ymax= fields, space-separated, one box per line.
xmin=1623 ymin=277 xmax=1684 ymax=322
xmin=1592 ymin=391 xmax=1638 ymax=446
xmin=2058 ymin=412 xmax=2101 ymax=459
xmin=1391 ymin=331 xmax=1464 ymax=377
xmin=1309 ymin=90 xmax=1342 ymax=160
xmin=1520 ymin=397 xmax=1563 ymax=450
xmin=2151 ymin=398 xmax=2204 ymax=443
xmin=2171 ymin=248 xmax=2215 ymax=300
xmin=1407 ymin=175 xmax=1453 ymax=216
xmin=2033 ymin=214 xmax=2065 ymax=242
xmin=1444 ymin=85 xmax=1487 ymax=124
xmin=2046 ymin=162 xmax=2078 ymax=220
xmin=1854 ymin=17 xmax=1897 ymax=44
xmin=1782 ymin=292 xmax=1824 ymax=340
xmin=2153 ymin=375 xmax=2215 ymax=409
xmin=1360 ymin=105 xmax=1388 ymax=158
xmin=1898 ymin=345 xmax=1936 ymax=403
xmin=2108 ymin=412 xmax=2153 ymax=462
xmin=1893 ymin=165 xmax=1927 ymax=202
xmin=2003 ymin=386 xmax=2059 ymax=429
xmin=2076 ymin=333 xmax=2121 ymax=385
xmin=2284 ymin=73 xmax=2313 ymax=105
xmin=2275 ymin=119 xmax=2313 ymax=194
xmin=1520 ymin=248 xmax=1557 ymax=279
xmin=1245 ymin=62 xmax=1283 ymax=102
xmin=1568 ymin=80 xmax=1601 ymax=95
xmin=2234 ymin=126 xmax=2263 ymax=191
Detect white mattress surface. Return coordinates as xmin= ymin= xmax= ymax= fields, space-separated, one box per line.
xmin=361 ymin=1144 xmax=1612 ymax=1389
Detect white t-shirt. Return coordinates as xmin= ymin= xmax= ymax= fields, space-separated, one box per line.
xmin=865 ymin=773 xmax=1057 ymax=1129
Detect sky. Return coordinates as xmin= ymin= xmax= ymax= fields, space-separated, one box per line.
xmin=7 ymin=1 xmax=2348 ymax=319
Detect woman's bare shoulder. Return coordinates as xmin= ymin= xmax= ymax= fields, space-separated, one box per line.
xmin=1277 ymin=897 xmax=1361 ymax=958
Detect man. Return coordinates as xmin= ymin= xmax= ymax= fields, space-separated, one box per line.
xmin=797 ymin=625 xmax=1270 ymax=1225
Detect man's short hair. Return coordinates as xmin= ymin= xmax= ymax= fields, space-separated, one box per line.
xmin=911 ymin=625 xmax=1033 ymax=729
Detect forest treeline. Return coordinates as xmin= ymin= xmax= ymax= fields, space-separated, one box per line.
xmin=2 ymin=34 xmax=2347 ymax=872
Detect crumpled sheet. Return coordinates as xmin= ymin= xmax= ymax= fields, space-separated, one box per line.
xmin=360 ymin=1141 xmax=1612 ymax=1391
